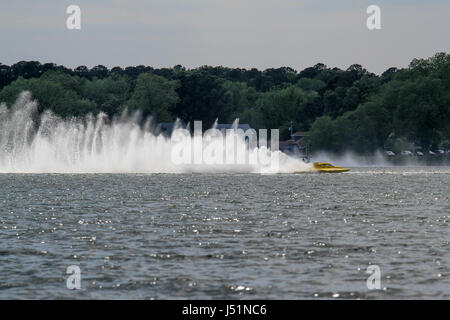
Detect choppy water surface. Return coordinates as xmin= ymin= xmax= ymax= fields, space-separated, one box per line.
xmin=0 ymin=167 xmax=449 ymax=299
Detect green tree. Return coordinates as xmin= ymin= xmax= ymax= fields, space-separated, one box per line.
xmin=0 ymin=77 xmax=97 ymax=117
xmin=81 ymin=75 xmax=131 ymax=117
xmin=173 ymin=70 xmax=233 ymax=126
xmin=126 ymin=73 xmax=179 ymax=121
xmin=308 ymin=116 xmax=340 ymax=152
xmin=256 ymin=85 xmax=318 ymax=138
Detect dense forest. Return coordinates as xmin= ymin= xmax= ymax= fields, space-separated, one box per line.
xmin=1 ymin=52 xmax=449 ymax=154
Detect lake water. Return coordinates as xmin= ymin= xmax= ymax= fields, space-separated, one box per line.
xmin=0 ymin=167 xmax=449 ymax=299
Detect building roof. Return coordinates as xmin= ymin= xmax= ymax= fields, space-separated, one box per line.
xmin=292 ymin=131 xmax=309 ymax=137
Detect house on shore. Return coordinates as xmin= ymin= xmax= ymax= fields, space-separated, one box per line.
xmin=280 ymin=131 xmax=309 ymax=159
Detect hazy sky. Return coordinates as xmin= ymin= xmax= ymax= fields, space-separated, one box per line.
xmin=1 ymin=0 xmax=449 ymax=74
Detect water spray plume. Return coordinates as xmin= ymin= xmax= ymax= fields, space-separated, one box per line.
xmin=0 ymin=92 xmax=311 ymax=174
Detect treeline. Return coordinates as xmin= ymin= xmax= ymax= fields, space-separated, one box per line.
xmin=0 ymin=53 xmax=449 ymax=154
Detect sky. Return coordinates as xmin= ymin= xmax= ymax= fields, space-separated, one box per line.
xmin=1 ymin=0 xmax=449 ymax=74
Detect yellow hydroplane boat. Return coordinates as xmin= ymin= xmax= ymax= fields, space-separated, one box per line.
xmin=313 ymin=162 xmax=350 ymax=173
